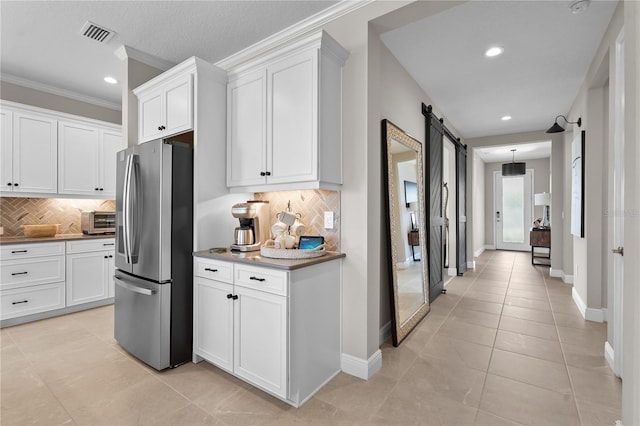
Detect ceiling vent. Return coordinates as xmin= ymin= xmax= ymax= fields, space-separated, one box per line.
xmin=79 ymin=21 xmax=115 ymax=43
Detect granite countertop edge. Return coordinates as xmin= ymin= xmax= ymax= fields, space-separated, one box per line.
xmin=0 ymin=233 xmax=115 ymax=245
xmin=193 ymin=249 xmax=345 ymax=271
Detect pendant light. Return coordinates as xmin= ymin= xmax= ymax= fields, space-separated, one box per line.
xmin=502 ymin=149 xmax=526 ymax=176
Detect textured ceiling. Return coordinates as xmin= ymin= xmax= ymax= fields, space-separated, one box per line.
xmin=380 ymin=0 xmax=618 ymax=139
xmin=0 ymin=0 xmax=338 ymax=108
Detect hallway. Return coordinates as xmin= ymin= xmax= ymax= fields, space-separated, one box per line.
xmin=0 ymin=250 xmax=622 ymax=425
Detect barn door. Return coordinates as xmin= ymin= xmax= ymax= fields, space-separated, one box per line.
xmin=456 ymin=145 xmax=467 ymax=275
xmin=425 ymin=108 xmax=444 ymax=301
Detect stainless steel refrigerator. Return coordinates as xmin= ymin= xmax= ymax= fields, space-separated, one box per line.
xmin=114 ymin=139 xmax=193 ymax=370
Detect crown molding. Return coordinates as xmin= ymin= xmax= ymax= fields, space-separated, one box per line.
xmin=215 ymin=0 xmax=373 ymax=71
xmin=0 ymin=73 xmax=121 ymax=111
xmin=113 ymin=45 xmax=175 ymax=72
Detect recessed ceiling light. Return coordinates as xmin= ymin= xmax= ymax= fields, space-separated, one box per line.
xmin=569 ymin=0 xmax=590 ymax=14
xmin=485 ymin=47 xmax=504 ymax=58
xmin=104 ymin=76 xmax=117 ymax=84
xmin=501 ymin=115 xmax=512 ymax=121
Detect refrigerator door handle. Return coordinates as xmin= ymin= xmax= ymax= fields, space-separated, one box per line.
xmin=123 ymin=154 xmax=139 ymax=264
xmin=114 ymin=275 xmax=156 ymax=296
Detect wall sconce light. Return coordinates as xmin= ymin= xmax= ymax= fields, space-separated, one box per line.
xmin=534 ymin=192 xmax=551 ymax=228
xmin=502 ymin=149 xmax=526 ymax=176
xmin=545 ymin=115 xmax=582 ymax=133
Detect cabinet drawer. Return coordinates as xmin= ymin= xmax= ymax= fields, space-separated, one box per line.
xmin=0 ymin=242 xmax=64 ymax=260
xmin=66 ymin=238 xmax=116 ymax=254
xmin=234 ymin=264 xmax=288 ymax=296
xmin=0 ymin=256 xmax=65 ymax=290
xmin=194 ymin=258 xmax=233 ymax=284
xmin=1 ymin=282 xmax=65 ymax=320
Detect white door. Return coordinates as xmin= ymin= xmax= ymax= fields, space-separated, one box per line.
xmin=66 ymin=251 xmax=110 ymax=306
xmin=234 ymin=285 xmax=287 ymax=398
xmin=13 ymin=112 xmax=58 ymax=193
xmin=0 ymin=109 xmax=13 ymax=192
xmin=139 ymin=91 xmax=163 ymax=143
xmin=227 ymin=70 xmax=267 ymax=187
xmin=163 ymin=74 xmax=193 ymax=136
xmin=58 ymin=120 xmax=100 ymax=195
xmin=268 ymin=50 xmax=318 ymax=184
xmin=100 ymin=130 xmax=123 ymax=197
xmin=494 ymin=170 xmax=533 ymax=251
xmin=609 ymin=31 xmax=625 ymax=377
xmin=194 ymin=277 xmax=234 ymax=373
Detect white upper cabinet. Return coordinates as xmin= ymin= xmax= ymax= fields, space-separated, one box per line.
xmin=58 ymin=120 xmax=123 ymax=198
xmin=1 ymin=109 xmax=58 ymax=194
xmin=1 ymin=101 xmax=122 ymax=199
xmin=227 ymin=70 xmax=267 ymax=187
xmin=135 ymin=72 xmax=193 ymax=143
xmin=226 ymin=30 xmax=348 ymax=192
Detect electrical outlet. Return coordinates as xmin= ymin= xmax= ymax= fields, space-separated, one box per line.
xmin=324 ymin=211 xmax=334 ymax=229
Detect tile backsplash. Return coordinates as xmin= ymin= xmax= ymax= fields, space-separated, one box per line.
xmin=254 ymin=190 xmax=340 ymax=252
xmin=0 ymin=197 xmax=115 ymax=237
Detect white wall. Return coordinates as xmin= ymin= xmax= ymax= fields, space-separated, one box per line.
xmin=472 ymin=152 xmax=485 ymax=256
xmin=567 ymin=2 xmax=624 ymax=322
xmin=482 ymin=157 xmax=550 ymax=247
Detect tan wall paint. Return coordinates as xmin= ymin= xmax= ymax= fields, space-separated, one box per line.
xmin=0 ymin=81 xmax=121 ymax=124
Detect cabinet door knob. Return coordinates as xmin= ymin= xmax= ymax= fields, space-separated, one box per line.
xmin=265 ymin=171 xmax=271 ymax=176
xmin=232 ymin=295 xmax=239 ymax=300
xmin=260 ymin=172 xmax=266 ymax=177
xmin=13 ymin=183 xmax=18 ymax=186
xmin=7 ymin=182 xmax=11 ymax=186
xmin=95 ymin=188 xmax=99 ymax=191
xmin=227 ymin=293 xmax=233 ymax=299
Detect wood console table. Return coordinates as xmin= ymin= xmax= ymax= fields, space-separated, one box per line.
xmin=408 ymin=229 xmax=420 ymax=261
xmin=530 ymin=228 xmax=550 ymax=266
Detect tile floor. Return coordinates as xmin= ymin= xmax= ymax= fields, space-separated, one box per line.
xmin=0 ymin=250 xmax=622 ymax=425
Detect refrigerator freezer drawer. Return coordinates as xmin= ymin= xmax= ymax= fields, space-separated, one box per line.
xmin=114 ymin=273 xmax=171 ymax=370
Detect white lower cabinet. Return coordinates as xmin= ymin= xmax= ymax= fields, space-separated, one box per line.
xmin=193 ymin=256 xmax=341 ymax=407
xmin=0 ymin=242 xmax=65 ymax=320
xmin=66 ymin=239 xmax=115 ymax=306
xmin=0 ymin=239 xmax=115 ymax=325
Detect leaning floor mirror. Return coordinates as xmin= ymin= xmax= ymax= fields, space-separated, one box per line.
xmin=382 ymin=119 xmax=430 ymax=346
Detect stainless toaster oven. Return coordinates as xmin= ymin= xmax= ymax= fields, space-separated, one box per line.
xmin=81 ymin=210 xmax=116 ymax=234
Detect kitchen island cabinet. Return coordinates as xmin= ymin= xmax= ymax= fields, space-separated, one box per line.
xmin=193 ymin=251 xmax=343 ymax=407
xmin=226 ymin=30 xmax=348 ymax=192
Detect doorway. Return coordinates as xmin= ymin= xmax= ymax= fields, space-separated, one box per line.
xmin=494 ymin=170 xmax=533 ymax=251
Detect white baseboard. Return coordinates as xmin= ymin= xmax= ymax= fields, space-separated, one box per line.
xmin=447 ymin=267 xmax=457 ymax=276
xmin=379 ymin=322 xmax=391 ymax=346
xmin=571 ymin=287 xmax=605 ymax=323
xmin=474 ymin=246 xmax=485 ymax=257
xmin=485 ymin=244 xmax=496 ymax=250
xmin=467 ymin=261 xmax=476 ymax=269
xmin=341 ymin=350 xmax=382 ymax=380
xmin=550 ymin=269 xmax=574 ymax=284
xmin=605 ymin=341 xmax=615 ymax=372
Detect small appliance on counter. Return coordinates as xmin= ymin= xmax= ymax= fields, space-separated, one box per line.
xmin=230 ymin=201 xmax=270 ymax=252
xmin=81 ymin=210 xmax=116 ymax=234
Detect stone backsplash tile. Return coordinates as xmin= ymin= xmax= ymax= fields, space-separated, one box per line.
xmin=254 ymin=190 xmax=340 ymax=252
xmin=0 ymin=198 xmax=115 ymax=237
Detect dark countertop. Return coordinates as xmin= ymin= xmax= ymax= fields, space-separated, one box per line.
xmin=0 ymin=233 xmax=115 ymax=245
xmin=193 ymin=248 xmax=345 ymax=271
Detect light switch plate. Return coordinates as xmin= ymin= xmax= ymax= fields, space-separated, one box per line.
xmin=324 ymin=211 xmax=334 ymax=229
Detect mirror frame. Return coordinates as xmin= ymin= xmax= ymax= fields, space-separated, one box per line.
xmin=382 ymin=119 xmax=430 ymax=346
